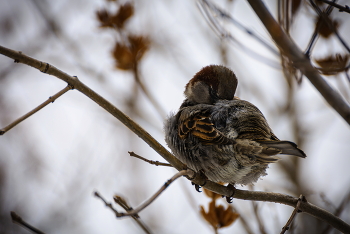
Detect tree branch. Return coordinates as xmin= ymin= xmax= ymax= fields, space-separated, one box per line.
xmin=128 ymin=151 xmax=173 ymax=167
xmin=11 ymin=211 xmax=45 ymax=234
xmin=95 ymin=170 xmax=194 ymax=219
xmin=115 ymin=169 xmax=194 ymax=217
xmin=309 ymin=0 xmax=350 ymax=53
xmin=318 ymin=0 xmax=350 ymax=14
xmin=281 ymin=195 xmax=304 ymax=234
xmin=247 ymin=0 xmax=350 ymax=126
xmin=0 ymin=85 xmax=72 ymax=135
xmin=94 ymin=192 xmax=152 ymax=234
xmin=0 ymin=45 xmax=349 ymax=233
xmin=0 ymin=45 xmax=185 ymax=171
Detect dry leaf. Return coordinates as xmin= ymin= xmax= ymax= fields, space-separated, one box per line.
xmin=315 ymin=54 xmax=349 ymax=75
xmin=112 ymin=36 xmax=149 ymax=70
xmin=315 ymin=15 xmax=340 ymax=38
xmin=113 ymin=3 xmax=134 ymax=29
xmin=217 ymin=205 xmax=239 ymax=228
xmin=96 ymin=3 xmax=134 ymax=29
xmin=200 ymin=199 xmax=239 ymax=231
xmin=128 ymin=35 xmax=149 ymax=62
xmin=96 ymin=9 xmax=114 ymax=28
xmin=112 ymin=43 xmax=134 ymax=70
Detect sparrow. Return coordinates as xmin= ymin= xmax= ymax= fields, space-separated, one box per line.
xmin=164 ymin=65 xmax=306 ymax=186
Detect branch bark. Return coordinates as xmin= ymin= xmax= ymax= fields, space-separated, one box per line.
xmin=247 ymin=0 xmax=350 ymax=126
xmin=0 ymin=45 xmax=349 ymax=233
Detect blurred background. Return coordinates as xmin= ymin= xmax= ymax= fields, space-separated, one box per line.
xmin=0 ymin=0 xmax=349 ymax=233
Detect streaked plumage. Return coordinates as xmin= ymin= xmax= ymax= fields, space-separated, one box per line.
xmin=164 ymin=65 xmax=306 ymax=185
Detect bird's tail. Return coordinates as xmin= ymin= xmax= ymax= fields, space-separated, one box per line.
xmin=257 ymin=140 xmax=306 ymax=158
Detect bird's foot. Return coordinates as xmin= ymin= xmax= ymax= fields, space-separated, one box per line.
xmin=224 ymin=184 xmax=236 ymax=203
xmin=191 ymin=170 xmax=208 ymax=193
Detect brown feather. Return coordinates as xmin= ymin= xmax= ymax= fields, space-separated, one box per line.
xmin=178 ymin=111 xmax=235 ymax=145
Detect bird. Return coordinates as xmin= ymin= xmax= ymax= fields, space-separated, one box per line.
xmin=164 ymin=65 xmax=306 ymax=187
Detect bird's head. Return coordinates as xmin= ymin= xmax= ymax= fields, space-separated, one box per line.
xmin=184 ymin=65 xmax=238 ymax=104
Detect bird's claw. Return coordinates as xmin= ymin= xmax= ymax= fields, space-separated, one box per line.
xmin=224 ymin=184 xmax=236 ymax=203
xmin=226 ymin=196 xmax=233 ymax=203
xmin=192 ymin=182 xmax=202 ymax=192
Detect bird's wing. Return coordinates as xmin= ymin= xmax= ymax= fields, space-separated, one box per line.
xmin=226 ymin=100 xmax=306 ymax=158
xmin=178 ymin=110 xmax=235 ymax=145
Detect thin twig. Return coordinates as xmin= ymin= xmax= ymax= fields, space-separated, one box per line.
xmin=94 ymin=192 xmax=152 ymax=234
xmin=95 ymin=170 xmax=193 ymax=217
xmin=94 ymin=192 xmax=122 ymax=216
xmin=201 ymin=0 xmax=279 ymax=55
xmin=345 ymin=70 xmax=350 ymax=84
xmin=321 ymin=190 xmax=350 ymax=234
xmin=280 ymin=195 xmax=305 ymax=234
xmin=113 ymin=195 xmax=140 ymax=218
xmin=252 ymin=201 xmax=267 ymax=234
xmin=133 ymin=64 xmax=166 ymax=120
xmin=231 ymin=204 xmax=254 ymax=234
xmin=11 ymin=211 xmax=46 ymax=234
xmin=128 ymin=151 xmax=173 ymax=167
xmin=197 ymin=0 xmax=281 ymax=69
xmin=304 ymin=2 xmax=335 ymax=57
xmin=309 ymin=0 xmax=350 ymax=53
xmin=0 ymin=85 xmax=72 ymax=135
xmin=318 ymin=0 xmax=350 ymax=14
xmin=246 ymin=0 xmax=350 ymax=125
xmin=0 ymin=46 xmax=350 ymax=232
xmin=113 ymin=196 xmax=152 ymax=234
xmin=116 ymin=169 xmax=194 ymax=217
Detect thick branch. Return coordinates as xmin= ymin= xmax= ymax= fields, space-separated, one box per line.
xmin=0 ymin=45 xmax=349 ymax=232
xmin=233 ymin=189 xmax=350 ymax=233
xmin=247 ymin=0 xmax=350 ymax=125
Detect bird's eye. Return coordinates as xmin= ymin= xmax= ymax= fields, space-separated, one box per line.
xmin=209 ymin=86 xmax=218 ymax=100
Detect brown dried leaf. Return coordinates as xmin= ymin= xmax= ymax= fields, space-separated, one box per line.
xmin=200 ymin=201 xmax=219 ymax=230
xmin=96 ymin=3 xmax=134 ymax=29
xmin=112 ymin=42 xmax=134 ymax=70
xmin=315 ymin=14 xmax=339 ymax=38
xmin=315 ymin=54 xmax=349 ymax=75
xmin=200 ymin=200 xmax=239 ymax=230
xmin=96 ymin=9 xmax=114 ymax=28
xmin=112 ymin=35 xmax=149 ymax=70
xmin=217 ymin=205 xmax=240 ymax=228
xmin=112 ymin=3 xmax=134 ymax=29
xmin=128 ymin=35 xmax=150 ymax=62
